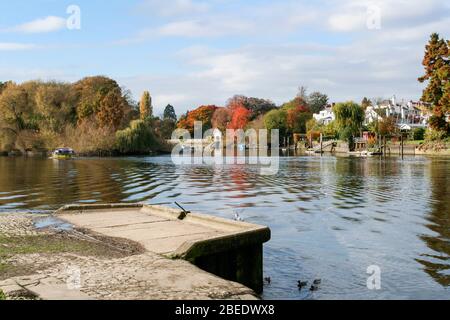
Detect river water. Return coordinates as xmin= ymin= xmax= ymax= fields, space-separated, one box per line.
xmin=0 ymin=155 xmax=449 ymax=299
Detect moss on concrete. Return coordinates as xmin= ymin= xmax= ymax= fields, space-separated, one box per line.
xmin=0 ymin=230 xmax=144 ymax=281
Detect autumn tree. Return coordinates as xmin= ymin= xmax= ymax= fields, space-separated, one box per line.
xmin=35 ymin=82 xmax=76 ymax=133
xmin=286 ymin=106 xmax=313 ymax=134
xmin=376 ymin=116 xmax=398 ymax=137
xmin=308 ymin=92 xmax=329 ymax=114
xmin=418 ymin=33 xmax=450 ymax=132
xmin=163 ymin=104 xmax=177 ymax=121
xmin=97 ymin=89 xmax=125 ymax=129
xmin=0 ymin=82 xmax=43 ymax=151
xmin=281 ymin=96 xmax=310 ymax=112
xmin=228 ymin=105 xmax=251 ymax=130
xmin=72 ymin=76 xmax=121 ymax=122
xmin=226 ymin=95 xmax=276 ymax=120
xmin=0 ymin=81 xmax=8 ymax=95
xmin=140 ymin=91 xmax=153 ymax=120
xmin=177 ymin=105 xmax=218 ymax=134
xmin=0 ymin=83 xmax=30 ymax=133
xmin=0 ymin=77 xmax=159 ymax=154
xmin=212 ymin=107 xmax=231 ymax=132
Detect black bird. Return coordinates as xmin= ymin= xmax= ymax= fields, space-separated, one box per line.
xmin=313 ymin=279 xmax=322 ymax=285
xmin=175 ymin=202 xmax=191 ymax=220
xmin=264 ymin=277 xmax=271 ymax=284
xmin=297 ymin=281 xmax=308 ymax=289
xmin=310 ymin=285 xmax=319 ymax=292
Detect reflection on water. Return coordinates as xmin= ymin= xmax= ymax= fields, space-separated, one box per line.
xmin=0 ymin=155 xmax=449 ymax=299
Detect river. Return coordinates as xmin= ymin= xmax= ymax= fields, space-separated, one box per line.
xmin=0 ymin=155 xmax=449 ymax=299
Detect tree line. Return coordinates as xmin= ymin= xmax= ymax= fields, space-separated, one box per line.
xmin=0 ymin=76 xmax=177 ymax=155
xmin=1 ymin=33 xmax=447 ymax=155
xmin=176 ymin=89 xmax=329 ymax=139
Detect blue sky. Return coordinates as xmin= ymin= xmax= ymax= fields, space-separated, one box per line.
xmin=0 ymin=0 xmax=449 ymax=116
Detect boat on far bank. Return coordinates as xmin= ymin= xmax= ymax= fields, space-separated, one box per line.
xmin=51 ymin=148 xmax=75 ymax=159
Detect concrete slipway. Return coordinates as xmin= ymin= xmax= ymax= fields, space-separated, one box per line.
xmin=48 ymin=203 xmax=270 ymax=299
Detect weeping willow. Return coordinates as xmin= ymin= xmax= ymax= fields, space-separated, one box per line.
xmin=115 ymin=120 xmax=160 ymax=154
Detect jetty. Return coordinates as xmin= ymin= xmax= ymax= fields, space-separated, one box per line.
xmin=57 ymin=204 xmax=271 ymax=294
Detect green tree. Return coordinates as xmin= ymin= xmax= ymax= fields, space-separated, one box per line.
xmin=116 ymin=120 xmax=160 ymax=154
xmin=333 ymin=101 xmax=365 ymax=142
xmin=158 ymin=118 xmax=177 ymax=139
xmin=140 ymin=91 xmax=153 ymax=120
xmin=163 ymin=104 xmax=177 ymax=121
xmin=308 ymin=92 xmax=329 ymax=114
xmin=264 ymin=109 xmax=287 ymax=138
xmin=418 ymin=33 xmax=449 ymax=132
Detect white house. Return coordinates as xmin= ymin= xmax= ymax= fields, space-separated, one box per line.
xmin=365 ymin=96 xmax=430 ymax=129
xmin=313 ymin=107 xmax=335 ymax=125
xmin=313 ymin=96 xmax=432 ymax=130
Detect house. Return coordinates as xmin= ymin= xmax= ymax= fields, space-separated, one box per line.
xmin=313 ymin=106 xmax=335 ymax=125
xmin=364 ymin=106 xmax=383 ymax=125
xmin=365 ymin=96 xmax=431 ymax=129
xmin=313 ymin=96 xmax=433 ymax=130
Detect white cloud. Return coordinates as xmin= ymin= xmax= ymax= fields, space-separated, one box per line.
xmin=4 ymin=16 xmax=66 ymax=33
xmin=138 ymin=19 xmax=254 ymax=38
xmin=328 ymin=12 xmax=366 ymax=32
xmin=118 ymin=34 xmax=432 ymax=115
xmin=0 ymin=43 xmax=37 ymax=51
xmin=138 ymin=0 xmax=209 ymax=17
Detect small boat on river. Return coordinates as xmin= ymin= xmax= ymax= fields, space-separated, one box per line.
xmin=51 ymin=148 xmax=75 ymax=159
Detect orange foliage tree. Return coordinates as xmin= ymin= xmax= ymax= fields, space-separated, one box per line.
xmin=225 ymin=99 xmax=251 ymax=130
xmin=228 ymin=105 xmax=251 ymax=130
xmin=177 ymin=105 xmax=218 ymax=134
xmin=286 ymin=106 xmax=312 ymax=134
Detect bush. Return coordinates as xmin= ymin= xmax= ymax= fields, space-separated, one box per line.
xmin=412 ymin=127 xmax=425 ymax=141
xmin=425 ymin=129 xmax=447 ymax=141
xmin=0 ymin=289 xmax=6 ymax=300
xmin=64 ymin=121 xmax=116 ymax=155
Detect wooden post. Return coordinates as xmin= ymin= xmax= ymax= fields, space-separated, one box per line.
xmin=320 ymin=133 xmax=323 ymax=154
xmin=400 ymin=133 xmax=404 ymax=159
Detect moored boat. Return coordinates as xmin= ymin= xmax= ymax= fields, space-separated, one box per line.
xmin=51 ymin=148 xmax=75 ymax=159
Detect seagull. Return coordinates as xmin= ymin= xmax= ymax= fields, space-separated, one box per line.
xmin=233 ymin=209 xmax=244 ymax=222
